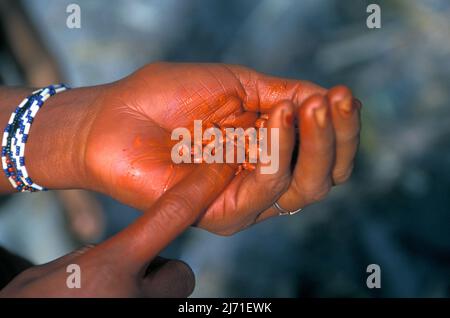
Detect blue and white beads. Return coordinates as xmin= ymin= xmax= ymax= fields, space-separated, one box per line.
xmin=1 ymin=84 xmax=70 ymax=192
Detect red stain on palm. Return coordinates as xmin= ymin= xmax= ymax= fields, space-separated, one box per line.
xmin=217 ymin=95 xmax=227 ymax=106
xmin=133 ymin=136 xmax=143 ymax=148
xmin=188 ymin=114 xmax=269 ymax=174
xmin=266 ymin=83 xmax=287 ymax=100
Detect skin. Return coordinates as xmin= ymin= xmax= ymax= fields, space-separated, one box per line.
xmin=0 ymin=62 xmax=361 ymax=296
xmin=0 ymin=164 xmax=234 ymax=297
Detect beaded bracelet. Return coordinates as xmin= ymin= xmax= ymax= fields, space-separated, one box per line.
xmin=1 ymin=84 xmax=70 ymax=192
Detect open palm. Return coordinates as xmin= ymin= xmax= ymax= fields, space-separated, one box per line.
xmin=84 ymin=63 xmax=361 ymax=234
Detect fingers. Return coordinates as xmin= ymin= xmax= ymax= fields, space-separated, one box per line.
xmin=283 ymin=94 xmax=336 ymax=207
xmin=140 ymin=257 xmax=195 ymax=298
xmin=226 ymin=64 xmax=327 ymax=112
xmin=88 ymin=163 xmax=235 ymax=274
xmin=327 ymin=86 xmax=362 ymax=184
xmin=257 ymin=94 xmax=335 ymax=222
xmin=254 ymin=100 xmax=295 ymax=182
xmin=234 ymin=100 xmax=295 ymax=224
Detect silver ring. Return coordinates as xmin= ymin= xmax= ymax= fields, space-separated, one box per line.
xmin=273 ymin=201 xmax=302 ymax=216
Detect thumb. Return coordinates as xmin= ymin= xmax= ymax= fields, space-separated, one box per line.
xmin=32 ymin=245 xmax=95 ymax=275
xmin=88 ymin=163 xmax=235 ymax=274
xmin=140 ymin=257 xmax=195 ymax=298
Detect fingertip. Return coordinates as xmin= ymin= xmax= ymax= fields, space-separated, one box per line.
xmin=99 ymin=163 xmax=236 ymax=273
xmin=267 ymin=100 xmax=295 ymax=129
xmin=327 ymin=86 xmax=361 ymax=187
xmin=327 ymin=85 xmax=352 ymax=104
xmin=299 ymin=94 xmax=329 ymax=122
xmin=280 ymin=101 xmax=295 ymax=128
xmin=158 ymin=259 xmax=195 ymax=297
xmin=314 ymin=104 xmax=329 ymax=129
xmin=265 ymin=100 xmax=296 ymax=152
xmin=175 ymin=260 xmax=196 ymax=297
xmin=254 ymin=100 xmax=295 ymax=182
xmin=143 ymin=258 xmax=196 ymax=298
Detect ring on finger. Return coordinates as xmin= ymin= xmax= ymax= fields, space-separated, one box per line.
xmin=273 ymin=201 xmax=303 ymax=216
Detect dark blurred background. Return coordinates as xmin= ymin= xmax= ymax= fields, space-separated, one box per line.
xmin=0 ymin=0 xmax=449 ymax=297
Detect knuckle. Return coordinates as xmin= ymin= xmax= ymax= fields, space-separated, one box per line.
xmin=301 ymin=138 xmax=335 ymax=155
xmin=302 ymin=183 xmax=332 ymax=205
xmin=204 ymin=166 xmax=228 ymax=186
xmin=256 ymin=172 xmax=291 ymax=197
xmin=270 ymin=177 xmax=290 ymax=196
xmin=337 ymin=129 xmax=360 ymax=144
xmin=298 ymin=80 xmax=327 ymax=98
xmin=160 ymin=191 xmax=197 ymax=220
xmin=333 ymin=167 xmax=354 ymax=184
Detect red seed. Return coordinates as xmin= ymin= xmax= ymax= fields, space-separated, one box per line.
xmin=235 ymin=165 xmax=243 ymax=175
xmin=242 ymin=162 xmax=256 ymax=171
xmin=255 ymin=118 xmax=266 ymax=128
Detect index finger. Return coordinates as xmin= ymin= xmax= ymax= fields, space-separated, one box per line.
xmin=89 ymin=164 xmax=235 ymax=273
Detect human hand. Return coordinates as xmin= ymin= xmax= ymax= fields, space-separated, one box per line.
xmin=82 ymin=63 xmax=361 ymax=234
xmin=0 ymin=164 xmax=234 ymax=297
xmin=11 ymin=62 xmax=361 ymax=235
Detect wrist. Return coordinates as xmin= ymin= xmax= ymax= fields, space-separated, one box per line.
xmin=28 ymin=85 xmax=106 ymax=190
xmin=6 ymin=85 xmax=105 ymax=191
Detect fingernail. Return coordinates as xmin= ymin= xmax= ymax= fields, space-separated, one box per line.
xmin=314 ymin=105 xmax=328 ymax=128
xmin=338 ymin=96 xmax=353 ymax=116
xmin=283 ymin=109 xmax=293 ymax=128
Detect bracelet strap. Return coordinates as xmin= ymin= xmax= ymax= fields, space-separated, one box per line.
xmin=1 ymin=84 xmax=70 ymax=192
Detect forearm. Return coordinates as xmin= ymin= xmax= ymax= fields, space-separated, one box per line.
xmin=0 ymin=85 xmax=103 ymax=193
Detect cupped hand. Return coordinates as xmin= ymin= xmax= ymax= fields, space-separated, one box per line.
xmin=1 ymin=164 xmax=234 ymax=297
xmin=83 ymin=63 xmax=361 ymax=235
